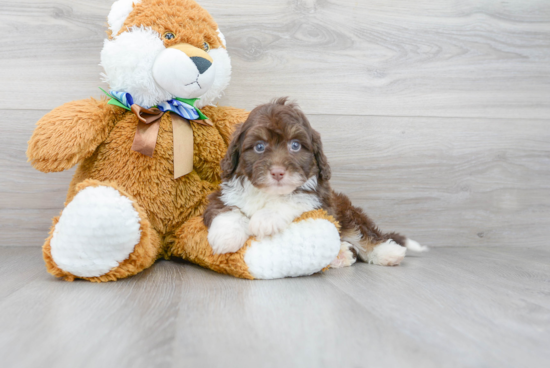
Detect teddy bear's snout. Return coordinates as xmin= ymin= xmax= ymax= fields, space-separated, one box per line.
xmin=152 ymin=42 xmax=217 ymax=99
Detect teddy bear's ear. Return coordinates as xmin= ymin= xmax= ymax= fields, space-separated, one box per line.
xmin=221 ymin=123 xmax=246 ymax=180
xmin=216 ymin=29 xmax=227 ymax=47
xmin=108 ymin=0 xmax=142 ymax=36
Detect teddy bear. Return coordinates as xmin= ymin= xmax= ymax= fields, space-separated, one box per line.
xmin=27 ymin=0 xmax=342 ymax=282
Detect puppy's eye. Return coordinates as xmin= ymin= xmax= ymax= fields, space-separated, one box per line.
xmin=254 ymin=141 xmax=266 ymax=153
xmin=163 ymin=32 xmax=176 ymax=40
xmin=289 ymin=140 xmax=302 ymax=152
xmin=203 ymin=42 xmax=210 ymax=52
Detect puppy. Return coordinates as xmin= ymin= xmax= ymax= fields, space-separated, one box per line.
xmin=203 ymin=98 xmax=427 ymax=267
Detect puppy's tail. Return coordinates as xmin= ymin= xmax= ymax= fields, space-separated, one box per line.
xmin=404 ymin=238 xmax=429 ymax=252
xmin=387 ymin=230 xmax=429 ymax=252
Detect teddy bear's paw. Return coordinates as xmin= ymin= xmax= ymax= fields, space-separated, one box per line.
xmin=244 ymin=218 xmax=341 ymax=279
xmin=330 ymin=241 xmax=358 ymax=269
xmin=367 ymin=240 xmax=407 ymax=266
xmin=248 ymin=209 xmax=291 ymax=239
xmin=208 ymin=209 xmax=250 ymax=254
xmin=50 ymin=186 xmax=142 ymax=277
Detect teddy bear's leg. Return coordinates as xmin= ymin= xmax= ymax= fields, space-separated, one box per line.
xmin=171 ymin=209 xmax=341 ymax=280
xmin=171 ymin=216 xmax=255 ymax=279
xmin=43 ymin=180 xmax=161 ymax=282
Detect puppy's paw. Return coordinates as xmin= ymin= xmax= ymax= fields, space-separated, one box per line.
xmin=248 ymin=209 xmax=291 ymax=238
xmin=208 ymin=210 xmax=250 ymax=255
xmin=330 ymin=241 xmax=357 ymax=269
xmin=368 ymin=240 xmax=406 ymax=266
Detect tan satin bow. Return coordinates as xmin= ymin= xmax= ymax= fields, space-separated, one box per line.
xmin=130 ymin=104 xmax=164 ymax=157
xmin=129 ymin=104 xmax=213 ymax=179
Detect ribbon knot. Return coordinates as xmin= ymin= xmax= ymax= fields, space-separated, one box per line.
xmin=100 ymin=88 xmax=213 ymax=179
xmin=130 ymin=104 xmax=164 ymax=158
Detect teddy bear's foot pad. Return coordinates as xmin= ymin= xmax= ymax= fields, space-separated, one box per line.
xmin=50 ymin=186 xmax=142 ymax=277
xmin=244 ymin=218 xmax=341 ymax=279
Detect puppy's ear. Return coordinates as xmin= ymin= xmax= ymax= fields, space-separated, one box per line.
xmin=312 ymin=129 xmax=331 ymax=181
xmin=221 ymin=123 xmax=245 ymax=180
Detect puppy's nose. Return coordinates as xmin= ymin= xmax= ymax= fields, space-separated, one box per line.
xmin=190 ymin=57 xmax=212 ymax=74
xmin=270 ymin=167 xmax=286 ymax=182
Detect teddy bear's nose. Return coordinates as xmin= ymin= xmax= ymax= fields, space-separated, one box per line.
xmin=190 ymin=57 xmax=212 ymax=74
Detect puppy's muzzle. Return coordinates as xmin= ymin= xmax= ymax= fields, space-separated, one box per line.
xmin=270 ymin=167 xmax=286 ymax=182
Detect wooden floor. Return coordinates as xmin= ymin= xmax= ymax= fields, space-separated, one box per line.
xmin=0 ymin=246 xmax=548 ymax=368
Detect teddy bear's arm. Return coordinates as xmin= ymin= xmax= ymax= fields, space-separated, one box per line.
xmin=27 ymin=98 xmax=125 ymax=173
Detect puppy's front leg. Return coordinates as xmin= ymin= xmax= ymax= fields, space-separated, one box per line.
xmin=207 ymin=209 xmax=250 ymax=254
xmin=248 ymin=205 xmax=300 ymax=239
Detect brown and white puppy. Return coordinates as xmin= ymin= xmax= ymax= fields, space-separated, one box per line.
xmin=203 ymin=98 xmax=426 ymax=267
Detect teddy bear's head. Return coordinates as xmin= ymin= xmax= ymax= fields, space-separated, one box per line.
xmin=100 ymin=0 xmax=231 ymax=109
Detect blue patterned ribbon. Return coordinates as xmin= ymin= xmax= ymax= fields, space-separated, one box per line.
xmin=100 ymin=88 xmax=208 ymax=121
xmin=157 ymin=99 xmax=200 ymax=120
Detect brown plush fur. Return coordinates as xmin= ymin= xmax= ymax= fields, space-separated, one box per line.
xmin=30 ymin=97 xmax=252 ymax=281
xmin=27 ymin=98 xmax=126 ymax=173
xmin=110 ymin=0 xmax=224 ymax=52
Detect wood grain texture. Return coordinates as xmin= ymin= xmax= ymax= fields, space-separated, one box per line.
xmin=1 ymin=0 xmax=549 ymax=247
xmin=311 ymin=114 xmax=550 ymax=248
xmin=0 ymin=247 xmax=186 ymax=368
xmin=0 ymin=0 xmax=548 ymax=118
xmin=0 ymin=110 xmax=74 ymax=247
xmin=2 ymin=109 xmax=549 ymax=247
xmin=0 ymin=246 xmax=549 ymax=368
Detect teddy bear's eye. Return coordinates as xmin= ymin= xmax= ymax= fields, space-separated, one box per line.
xmin=203 ymin=42 xmax=210 ymax=52
xmin=163 ymin=32 xmax=176 ymax=40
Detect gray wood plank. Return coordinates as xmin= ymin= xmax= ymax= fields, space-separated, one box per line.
xmin=408 ymin=247 xmax=550 ymax=308
xmin=3 ymin=109 xmax=549 ymax=248
xmin=0 ymin=0 xmax=548 ymax=118
xmin=311 ymin=114 xmax=550 ymax=248
xmin=326 ymin=247 xmax=550 ymax=368
xmin=0 ymin=247 xmax=44 ymax=301
xmin=0 ymin=247 xmax=549 ymax=368
xmin=481 ymin=245 xmax=550 ymax=265
xmin=0 ymin=109 xmax=73 ymax=247
xmin=0 ymin=258 xmax=186 ymax=368
xmin=169 ymin=265 xmax=444 ymax=368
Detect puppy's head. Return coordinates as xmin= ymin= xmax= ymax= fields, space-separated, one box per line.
xmin=222 ymin=98 xmax=330 ymax=195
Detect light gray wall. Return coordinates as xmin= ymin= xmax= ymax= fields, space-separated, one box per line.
xmin=1 ymin=0 xmax=549 ymax=247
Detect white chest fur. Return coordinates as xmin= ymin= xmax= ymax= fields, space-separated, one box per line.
xmin=220 ymin=177 xmax=321 ymax=218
